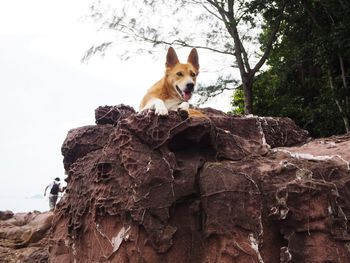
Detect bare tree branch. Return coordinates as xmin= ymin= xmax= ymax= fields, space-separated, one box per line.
xmin=329 ymin=73 xmax=350 ymax=132
xmin=137 ymin=37 xmax=236 ymax=56
xmin=190 ymin=0 xmax=223 ymax=20
xmin=103 ymin=16 xmax=236 ymax=56
xmin=240 ymin=41 xmax=251 ymax=73
xmin=339 ymin=55 xmax=349 ymax=111
xmin=251 ymin=1 xmax=286 ymax=76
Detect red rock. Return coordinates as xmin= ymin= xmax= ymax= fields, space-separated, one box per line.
xmin=95 ymin=104 xmax=136 ymax=125
xmin=8 ymin=105 xmax=348 ymax=263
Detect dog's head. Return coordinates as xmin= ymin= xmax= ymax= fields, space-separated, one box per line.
xmin=164 ymin=47 xmax=199 ymax=102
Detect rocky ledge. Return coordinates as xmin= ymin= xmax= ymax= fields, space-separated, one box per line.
xmin=2 ymin=105 xmax=350 ymax=262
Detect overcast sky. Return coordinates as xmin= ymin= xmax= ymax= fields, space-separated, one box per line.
xmin=0 ymin=0 xmax=232 ymax=211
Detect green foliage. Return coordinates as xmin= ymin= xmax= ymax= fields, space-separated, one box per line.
xmin=232 ymin=0 xmax=350 ymax=137
xmin=232 ymin=71 xmax=345 ymax=137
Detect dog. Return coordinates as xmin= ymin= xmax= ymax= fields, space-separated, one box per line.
xmin=140 ymin=47 xmax=205 ymax=117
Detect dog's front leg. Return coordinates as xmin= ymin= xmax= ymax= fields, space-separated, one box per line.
xmin=178 ymin=101 xmax=189 ymax=111
xmin=144 ymin=98 xmax=168 ymax=116
xmin=177 ymin=101 xmax=190 ymax=119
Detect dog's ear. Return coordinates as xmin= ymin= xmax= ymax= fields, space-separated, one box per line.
xmin=187 ymin=48 xmax=199 ymax=71
xmin=166 ymin=47 xmax=179 ymax=68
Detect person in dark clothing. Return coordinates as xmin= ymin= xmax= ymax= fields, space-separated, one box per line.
xmin=44 ymin=177 xmax=64 ymax=210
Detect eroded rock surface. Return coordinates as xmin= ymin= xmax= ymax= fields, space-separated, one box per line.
xmin=42 ymin=106 xmax=350 ymax=262
xmin=0 ymin=211 xmax=52 ymax=262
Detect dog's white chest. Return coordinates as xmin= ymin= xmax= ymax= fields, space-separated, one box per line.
xmin=164 ymin=98 xmax=182 ymax=110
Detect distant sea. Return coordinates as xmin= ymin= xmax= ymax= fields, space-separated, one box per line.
xmin=0 ymin=195 xmax=63 ymax=213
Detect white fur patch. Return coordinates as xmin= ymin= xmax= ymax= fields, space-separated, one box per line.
xmin=164 ymin=98 xmax=183 ymax=111
xmin=178 ymin=101 xmax=189 ymax=111
xmin=154 ymin=101 xmax=168 ymax=115
xmin=143 ymin=98 xmax=169 ymax=115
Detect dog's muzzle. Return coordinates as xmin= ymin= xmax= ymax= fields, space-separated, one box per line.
xmin=176 ymin=85 xmax=192 ymax=102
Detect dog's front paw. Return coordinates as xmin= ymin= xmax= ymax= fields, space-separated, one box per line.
xmin=177 ymin=108 xmax=189 ymax=120
xmin=177 ymin=101 xmax=189 ymax=119
xmin=178 ymin=101 xmax=189 ymax=111
xmin=154 ymin=103 xmax=168 ymax=116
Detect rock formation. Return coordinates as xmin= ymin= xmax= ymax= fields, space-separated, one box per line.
xmin=48 ymin=105 xmax=350 ymax=262
xmin=3 ymin=105 xmax=350 ymax=262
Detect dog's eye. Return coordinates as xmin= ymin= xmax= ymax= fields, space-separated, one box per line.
xmin=190 ymin=72 xmax=196 ymax=77
xmin=176 ymin=72 xmax=183 ymax=77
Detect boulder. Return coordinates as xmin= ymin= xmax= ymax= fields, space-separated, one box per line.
xmin=0 ymin=211 xmax=52 ymax=262
xmin=0 ymin=211 xmax=14 ymax=221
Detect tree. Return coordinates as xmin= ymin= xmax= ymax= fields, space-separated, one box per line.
xmin=85 ymin=0 xmax=286 ymax=114
xmin=232 ymin=0 xmax=350 ymax=136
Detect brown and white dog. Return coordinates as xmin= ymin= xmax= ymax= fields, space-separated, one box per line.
xmin=140 ymin=47 xmax=204 ymax=117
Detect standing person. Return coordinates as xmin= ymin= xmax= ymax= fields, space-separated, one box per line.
xmin=44 ymin=177 xmax=63 ymax=211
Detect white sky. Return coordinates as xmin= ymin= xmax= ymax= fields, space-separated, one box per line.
xmin=0 ymin=0 xmax=233 ymax=211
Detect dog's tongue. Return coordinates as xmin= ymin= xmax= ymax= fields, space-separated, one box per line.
xmin=183 ymin=92 xmax=191 ymax=101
